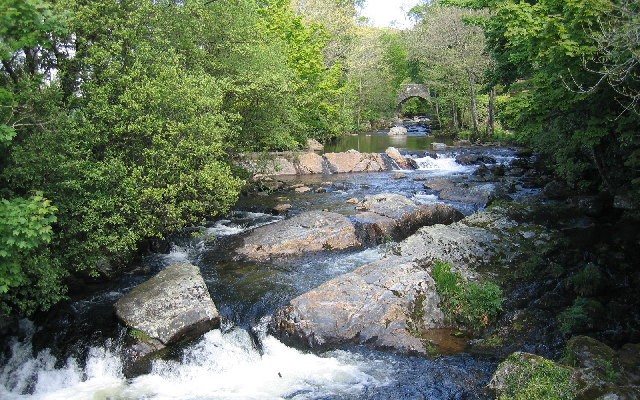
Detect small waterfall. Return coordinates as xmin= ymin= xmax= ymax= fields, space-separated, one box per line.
xmin=380 ymin=153 xmax=402 ymax=171
xmin=410 ymin=154 xmax=475 ymax=174
xmin=321 ymin=156 xmax=334 ymax=175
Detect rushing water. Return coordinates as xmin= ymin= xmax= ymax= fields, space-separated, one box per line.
xmin=1 ymin=132 xmax=516 ymax=400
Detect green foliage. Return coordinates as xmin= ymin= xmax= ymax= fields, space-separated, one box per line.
xmin=568 ymin=263 xmax=601 ymax=296
xmin=0 ymin=0 xmax=369 ymax=315
xmin=129 ymin=328 xmax=152 ymax=342
xmin=0 ymin=194 xmax=66 ymax=315
xmin=432 ymin=260 xmax=504 ymax=330
xmin=399 ymin=97 xmax=430 ymax=117
xmin=557 ymin=297 xmax=604 ymax=335
xmin=484 ymin=0 xmax=640 ymax=194
xmin=497 ymin=353 xmax=577 ymax=400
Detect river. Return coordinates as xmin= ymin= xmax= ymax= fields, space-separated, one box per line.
xmin=1 ymin=127 xmax=521 ymax=399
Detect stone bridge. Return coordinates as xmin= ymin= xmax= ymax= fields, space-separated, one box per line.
xmin=397 ymin=84 xmax=430 ymax=112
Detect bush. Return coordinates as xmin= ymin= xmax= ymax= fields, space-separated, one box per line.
xmin=432 ymin=260 xmax=504 ymax=331
xmin=557 ymin=297 xmax=604 ymax=335
xmin=567 ymin=263 xmax=601 ymax=296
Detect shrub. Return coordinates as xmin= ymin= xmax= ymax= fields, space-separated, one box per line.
xmin=557 ymin=297 xmax=604 ymax=335
xmin=567 ymin=263 xmax=601 ymax=296
xmin=432 ymin=260 xmax=504 ymax=331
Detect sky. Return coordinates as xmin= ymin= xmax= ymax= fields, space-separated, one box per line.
xmin=359 ymin=0 xmax=422 ymax=29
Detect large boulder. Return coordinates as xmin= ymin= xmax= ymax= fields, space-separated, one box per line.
xmin=487 ymin=352 xmax=578 ymax=399
xmin=235 ymin=211 xmax=360 ymax=261
xmin=272 ymin=257 xmax=445 ymax=354
xmin=352 ymin=193 xmax=463 ymax=244
xmin=114 ymin=263 xmax=220 ymax=345
xmin=563 ymin=336 xmax=640 ymax=398
xmin=489 ymin=344 xmax=640 ymax=400
xmin=396 ymin=211 xmax=518 ymax=268
xmin=271 ymin=210 xmax=546 ymax=354
xmin=324 ymin=150 xmax=387 ymax=173
xmin=296 ymin=152 xmax=325 ymax=174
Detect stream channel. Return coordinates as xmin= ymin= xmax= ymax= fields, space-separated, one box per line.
xmin=1 ymin=125 xmax=527 ymax=399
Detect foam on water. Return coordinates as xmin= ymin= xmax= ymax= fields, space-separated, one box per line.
xmin=1 ymin=325 xmax=384 ymax=400
xmin=161 ymin=245 xmax=192 ymax=265
xmin=205 ymin=212 xmax=282 ymax=237
xmin=206 ymin=220 xmax=246 ymax=237
xmin=411 ymin=155 xmax=475 ymax=174
xmin=413 ymin=194 xmax=441 ymax=204
xmin=126 ymin=329 xmax=382 ymax=400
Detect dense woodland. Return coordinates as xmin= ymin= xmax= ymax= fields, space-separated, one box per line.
xmin=1 ymin=0 xmax=638 ymax=317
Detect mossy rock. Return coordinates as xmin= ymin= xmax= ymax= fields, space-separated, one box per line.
xmin=563 ymin=336 xmax=640 ymax=399
xmin=488 ymin=352 xmax=578 ymax=400
xmin=563 ymin=336 xmax=617 ymax=372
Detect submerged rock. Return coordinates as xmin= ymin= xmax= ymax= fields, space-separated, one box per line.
xmin=432 ymin=142 xmax=447 ymax=150
xmin=424 ymin=178 xmax=497 ymax=207
xmin=455 ymin=153 xmax=497 ymax=166
xmin=235 ymin=211 xmax=360 ymax=261
xmin=114 ymin=263 xmax=220 ymax=345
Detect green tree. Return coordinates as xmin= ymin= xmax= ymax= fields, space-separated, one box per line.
xmin=347 ymin=27 xmax=412 ymax=128
xmin=485 ymin=0 xmax=640 ymax=195
xmin=1 ymin=0 xmax=69 ymax=314
xmin=408 ymin=3 xmax=493 ymax=137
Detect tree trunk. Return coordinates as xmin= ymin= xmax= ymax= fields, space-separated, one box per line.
xmin=452 ymin=103 xmax=459 ymax=132
xmin=592 ymin=143 xmax=616 ymax=195
xmin=468 ymin=72 xmax=479 ymax=139
xmin=486 ymin=86 xmax=496 ymax=137
xmin=435 ymin=97 xmax=442 ymax=128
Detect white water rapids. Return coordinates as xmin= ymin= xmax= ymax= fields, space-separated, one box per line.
xmin=1 ymin=149 xmax=508 ymax=399
xmin=1 ymin=321 xmax=388 ymax=400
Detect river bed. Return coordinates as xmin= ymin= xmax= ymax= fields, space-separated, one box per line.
xmin=1 ymin=131 xmax=523 ymax=399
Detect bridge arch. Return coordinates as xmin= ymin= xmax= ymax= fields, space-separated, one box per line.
xmin=396 ymin=84 xmax=431 ymax=115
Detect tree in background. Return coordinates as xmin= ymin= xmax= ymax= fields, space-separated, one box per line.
xmin=0 ymin=0 xmax=69 ymax=315
xmin=261 ymin=0 xmax=354 ymax=142
xmin=346 ymin=27 xmax=412 ymax=129
xmin=407 ymin=3 xmax=493 ymax=138
xmin=293 ymin=0 xmax=363 ymax=66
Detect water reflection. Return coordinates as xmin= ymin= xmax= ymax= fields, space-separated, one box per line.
xmin=324 ymin=131 xmax=453 ymax=153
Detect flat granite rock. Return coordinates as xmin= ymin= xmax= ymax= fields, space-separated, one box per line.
xmin=235 ymin=210 xmax=361 ymax=261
